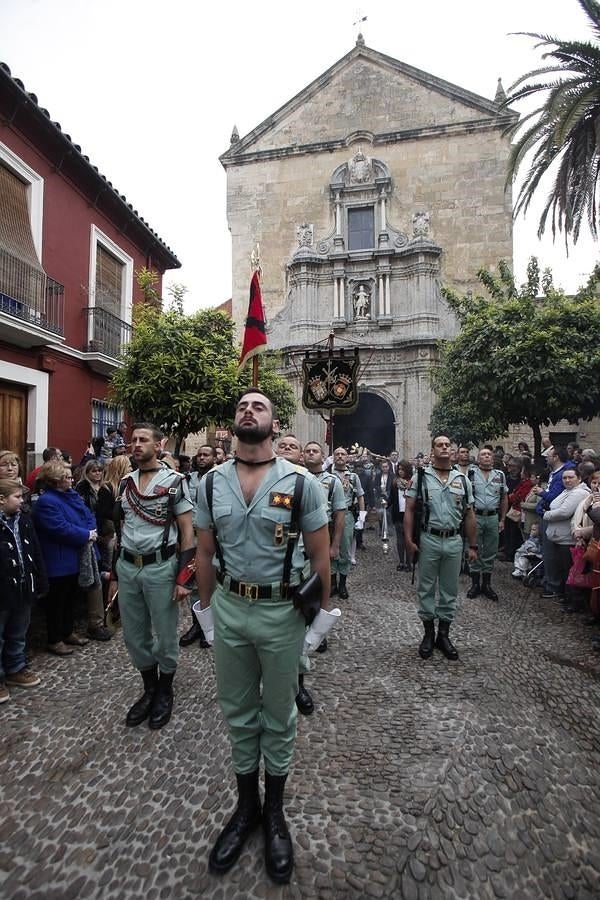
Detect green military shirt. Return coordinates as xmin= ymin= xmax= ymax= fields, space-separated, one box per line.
xmin=195 ymin=457 xmax=327 ymax=585
xmin=331 ymin=468 xmax=364 ymax=510
xmin=315 ymin=471 xmax=347 ymax=523
xmin=406 ymin=465 xmax=474 ymax=531
xmin=470 ymin=467 xmax=506 ymax=511
xmin=120 ymin=465 xmax=193 ymax=554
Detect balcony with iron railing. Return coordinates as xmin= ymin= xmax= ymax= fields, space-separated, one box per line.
xmin=0 ymin=248 xmax=65 ymax=347
xmin=83 ymin=306 xmax=132 ymax=374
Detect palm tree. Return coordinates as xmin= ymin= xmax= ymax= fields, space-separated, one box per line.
xmin=504 ymin=0 xmax=600 ymax=244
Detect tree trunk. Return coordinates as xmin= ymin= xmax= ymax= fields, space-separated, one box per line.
xmin=174 ymin=436 xmax=182 ymax=457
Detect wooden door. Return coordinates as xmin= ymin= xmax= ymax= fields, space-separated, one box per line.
xmin=0 ymin=381 xmax=27 ymax=463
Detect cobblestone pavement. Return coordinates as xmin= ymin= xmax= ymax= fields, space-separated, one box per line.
xmin=2 ymin=537 xmax=600 ymax=900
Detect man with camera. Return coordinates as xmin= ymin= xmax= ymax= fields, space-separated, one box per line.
xmin=194 ymin=389 xmax=331 ymax=885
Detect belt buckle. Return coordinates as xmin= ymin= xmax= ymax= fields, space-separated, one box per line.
xmin=133 ymin=554 xmax=143 ymax=568
xmin=240 ymin=582 xmax=259 ymax=600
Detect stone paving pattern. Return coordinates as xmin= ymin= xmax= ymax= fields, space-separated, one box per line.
xmin=2 ymin=537 xmax=600 ymax=899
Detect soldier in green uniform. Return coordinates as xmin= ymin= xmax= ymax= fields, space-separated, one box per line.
xmin=466 ymin=446 xmax=507 ymax=602
xmin=330 ymin=446 xmax=365 ymax=599
xmin=107 ymin=424 xmax=195 ymax=729
xmin=404 ymin=435 xmax=477 ymax=661
xmin=195 ymin=390 xmax=331 ymax=885
xmin=179 ymin=445 xmax=216 ymax=648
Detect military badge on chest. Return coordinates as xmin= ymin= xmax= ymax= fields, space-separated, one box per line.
xmin=269 ymin=492 xmax=293 ymax=546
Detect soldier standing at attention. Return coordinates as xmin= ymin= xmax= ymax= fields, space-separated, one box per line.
xmin=466 ymin=446 xmax=508 ymax=602
xmin=194 ymin=390 xmax=330 ymax=884
xmin=330 ymin=446 xmax=365 ymax=599
xmin=179 ymin=445 xmax=217 ymax=648
xmin=404 ymin=435 xmax=477 ymax=661
xmin=107 ymin=424 xmax=195 ymax=729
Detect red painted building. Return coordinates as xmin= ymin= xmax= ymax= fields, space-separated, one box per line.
xmin=0 ymin=62 xmax=180 ymax=471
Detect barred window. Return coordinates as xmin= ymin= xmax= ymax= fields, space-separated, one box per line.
xmin=348 ymin=207 xmax=374 ymax=251
xmin=91 ymin=399 xmax=123 ymax=438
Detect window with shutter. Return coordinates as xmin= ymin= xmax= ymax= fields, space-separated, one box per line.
xmin=0 ymin=163 xmax=46 ymax=310
xmin=348 ymin=207 xmax=374 ymax=251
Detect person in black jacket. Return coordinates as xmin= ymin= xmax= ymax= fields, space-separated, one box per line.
xmin=388 ymin=461 xmax=413 ymax=571
xmin=76 ymin=460 xmax=113 ymax=642
xmin=0 ymin=479 xmax=48 ymax=703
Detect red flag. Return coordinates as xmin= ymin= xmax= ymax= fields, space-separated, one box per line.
xmin=238 ymin=270 xmax=267 ymax=370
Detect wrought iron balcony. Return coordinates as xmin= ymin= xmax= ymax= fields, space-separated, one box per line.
xmin=0 ymin=249 xmax=65 ymax=345
xmin=84 ymin=306 xmax=132 ymax=362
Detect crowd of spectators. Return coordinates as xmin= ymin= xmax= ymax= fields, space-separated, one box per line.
xmin=1 ymin=429 xmax=599 ymax=706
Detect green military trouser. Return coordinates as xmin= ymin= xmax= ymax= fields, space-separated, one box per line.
xmin=470 ymin=513 xmax=499 ymax=575
xmin=212 ymin=583 xmax=306 ymax=776
xmin=417 ymin=532 xmax=463 ymax=623
xmin=331 ymin=510 xmax=354 ymax=576
xmin=116 ymin=555 xmax=180 ymax=674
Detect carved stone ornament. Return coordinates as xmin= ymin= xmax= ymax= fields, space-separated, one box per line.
xmin=353 ymin=284 xmax=371 ymax=319
xmin=349 ymin=148 xmax=373 ymax=185
xmin=413 ymin=211 xmax=430 ymax=238
xmin=296 ymin=223 xmax=314 ymax=247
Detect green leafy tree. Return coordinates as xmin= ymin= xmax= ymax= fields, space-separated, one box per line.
xmin=503 ymin=0 xmax=600 ymax=243
xmin=431 ymin=258 xmax=600 ymax=459
xmin=110 ymin=297 xmax=296 ymax=452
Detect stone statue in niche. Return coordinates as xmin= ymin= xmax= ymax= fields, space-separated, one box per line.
xmin=353 ymin=284 xmax=370 ymax=319
xmin=413 ymin=211 xmax=430 ymax=238
xmin=296 ymin=223 xmax=314 ymax=247
xmin=349 ymin=148 xmax=373 ymax=185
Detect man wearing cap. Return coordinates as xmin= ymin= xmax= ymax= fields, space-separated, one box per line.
xmin=194 ymin=390 xmax=331 ymax=884
xmin=107 ymin=423 xmax=195 ymax=729
xmin=404 ymin=435 xmax=477 ymax=661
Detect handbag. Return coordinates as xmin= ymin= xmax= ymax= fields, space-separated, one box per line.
xmin=506 ymin=507 xmax=522 ymax=523
xmin=584 ymin=538 xmax=600 ymax=564
xmin=566 ymin=545 xmax=593 ymax=590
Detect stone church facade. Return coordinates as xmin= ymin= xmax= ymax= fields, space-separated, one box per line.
xmin=220 ymin=39 xmax=516 ymax=456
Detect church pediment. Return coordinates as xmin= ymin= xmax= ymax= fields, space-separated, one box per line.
xmin=221 ymin=43 xmax=516 ymax=165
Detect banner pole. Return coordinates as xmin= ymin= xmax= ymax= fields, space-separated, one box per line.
xmin=252 ymin=355 xmax=259 ymax=388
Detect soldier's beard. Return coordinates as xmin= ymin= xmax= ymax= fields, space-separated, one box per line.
xmin=234 ymin=421 xmax=273 ymax=445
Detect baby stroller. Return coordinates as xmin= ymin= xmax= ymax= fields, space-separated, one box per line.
xmin=523 ymin=556 xmax=544 ymax=589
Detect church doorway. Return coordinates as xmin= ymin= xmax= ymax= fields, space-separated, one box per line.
xmin=332 ymin=391 xmax=395 ymax=456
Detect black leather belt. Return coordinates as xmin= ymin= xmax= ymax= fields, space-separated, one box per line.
xmin=423 ymin=526 xmax=460 ymax=538
xmin=475 ymin=509 xmax=499 ymax=517
xmin=121 ymin=545 xmax=176 ymax=567
xmin=216 ymin=570 xmax=291 ymax=601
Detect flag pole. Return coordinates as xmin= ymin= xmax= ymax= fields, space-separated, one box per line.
xmin=251 ymin=244 xmax=261 ymax=388
xmin=238 ymin=244 xmax=267 ymax=382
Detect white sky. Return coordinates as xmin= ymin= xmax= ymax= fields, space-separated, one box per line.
xmin=1 ymin=0 xmax=598 ymax=311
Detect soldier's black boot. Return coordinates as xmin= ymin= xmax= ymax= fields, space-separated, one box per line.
xmin=209 ymin=770 xmax=262 ymax=874
xmin=418 ymin=620 xmax=435 ymax=659
xmin=263 ymin=772 xmax=294 ymax=884
xmin=126 ymin=665 xmax=158 ymax=727
xmin=338 ymin=574 xmax=349 ymax=600
xmin=435 ymin=620 xmax=459 ymax=660
xmin=481 ymin=574 xmax=499 ymax=602
xmin=179 ymin=620 xmax=203 ymax=646
xmin=149 ymin=671 xmax=175 ymax=729
xmin=466 ymin=574 xmax=481 ymax=599
xmin=295 ymin=673 xmax=314 ymax=716
xmin=330 ymin=575 xmax=338 ymax=598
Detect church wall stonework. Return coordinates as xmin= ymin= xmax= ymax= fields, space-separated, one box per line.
xmin=223 ymin=43 xmax=515 ymax=456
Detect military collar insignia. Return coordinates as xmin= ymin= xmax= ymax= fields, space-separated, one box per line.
xmin=269 ymin=491 xmax=293 ymax=509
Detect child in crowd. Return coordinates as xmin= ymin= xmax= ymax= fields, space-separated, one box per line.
xmin=512 ymin=523 xmax=542 ymax=579
xmin=0 ymin=479 xmax=48 ymax=703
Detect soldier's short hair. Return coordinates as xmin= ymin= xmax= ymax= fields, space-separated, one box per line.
xmin=236 ymin=388 xmax=277 ymax=420
xmin=132 ymin=423 xmax=164 ymax=442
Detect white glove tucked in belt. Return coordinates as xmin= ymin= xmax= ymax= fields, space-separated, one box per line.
xmin=303 ymin=607 xmax=341 ymax=654
xmin=354 ymin=510 xmax=367 ymax=531
xmin=192 ymin=602 xmax=214 ymax=644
